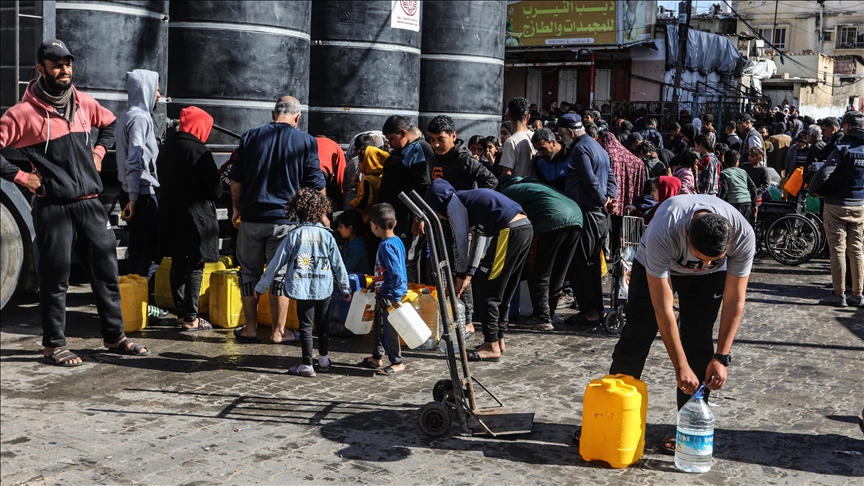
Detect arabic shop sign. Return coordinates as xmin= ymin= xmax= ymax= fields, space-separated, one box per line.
xmin=506 ymin=1 xmax=656 ymax=47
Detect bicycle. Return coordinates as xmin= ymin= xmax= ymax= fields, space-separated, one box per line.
xmin=604 ymin=214 xmax=645 ymax=335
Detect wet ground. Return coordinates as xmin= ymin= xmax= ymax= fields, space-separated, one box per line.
xmin=1 ymin=255 xmax=862 ymax=485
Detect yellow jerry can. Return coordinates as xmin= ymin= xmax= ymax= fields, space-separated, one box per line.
xmin=580 ymin=375 xmax=647 ymax=468
xmin=208 ymin=270 xmax=246 ymax=328
xmin=119 ymin=274 xmax=149 ymax=333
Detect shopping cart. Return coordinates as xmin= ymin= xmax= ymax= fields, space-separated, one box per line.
xmin=604 ymin=214 xmax=645 ymax=334
xmin=399 ymin=190 xmax=535 ymax=438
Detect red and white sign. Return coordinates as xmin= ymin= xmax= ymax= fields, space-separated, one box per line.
xmin=391 ymin=0 xmax=420 ymax=32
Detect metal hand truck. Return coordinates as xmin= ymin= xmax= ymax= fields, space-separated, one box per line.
xmin=399 ymin=191 xmax=535 ymax=438
xmin=604 ymin=214 xmax=645 ymax=334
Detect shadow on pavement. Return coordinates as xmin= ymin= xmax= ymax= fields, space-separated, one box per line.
xmin=83 ymin=389 xmax=864 ymax=476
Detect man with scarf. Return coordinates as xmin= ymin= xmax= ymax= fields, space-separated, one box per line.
xmin=0 ymin=39 xmax=151 ymax=366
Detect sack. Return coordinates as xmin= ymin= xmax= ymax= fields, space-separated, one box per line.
xmin=784 ymin=166 xmax=804 ymax=197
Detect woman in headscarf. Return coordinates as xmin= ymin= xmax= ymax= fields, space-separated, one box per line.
xmin=599 ymin=130 xmax=647 ymax=256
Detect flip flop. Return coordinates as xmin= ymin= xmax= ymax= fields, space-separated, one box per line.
xmin=104 ymin=338 xmax=150 ymax=356
xmin=272 ymin=331 xmax=300 ymax=344
xmin=356 ymin=357 xmax=382 ymax=369
xmin=375 ymin=365 xmax=405 ymax=376
xmin=42 ymin=346 xmax=84 ymax=367
xmin=182 ymin=317 xmax=213 ymax=331
xmin=661 ymin=437 xmax=676 ymax=455
xmin=466 ymin=350 xmax=500 ymax=362
xmin=233 ymin=327 xmax=261 ymax=344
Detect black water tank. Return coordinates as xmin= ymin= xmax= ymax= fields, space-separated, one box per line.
xmin=308 ymin=1 xmax=421 ymax=145
xmin=419 ymin=1 xmax=505 ymax=139
xmin=55 ymin=1 xmax=169 ymax=134
xmin=168 ymin=1 xmax=311 ymax=145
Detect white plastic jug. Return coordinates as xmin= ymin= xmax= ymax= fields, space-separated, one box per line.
xmin=344 ymin=289 xmax=376 ymax=335
xmin=387 ymin=302 xmax=432 ymax=349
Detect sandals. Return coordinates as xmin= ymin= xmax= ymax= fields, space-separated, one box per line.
xmin=356 ymin=357 xmax=382 ymax=369
xmin=272 ymin=331 xmax=300 ymax=344
xmin=42 ymin=346 xmax=84 ymax=367
xmin=466 ymin=350 xmax=500 ymax=362
xmin=105 ymin=337 xmax=150 ymax=356
xmin=233 ymin=327 xmax=261 ymax=343
xmin=375 ymin=365 xmax=405 ymax=376
xmin=661 ymin=437 xmax=676 ymax=455
xmin=288 ymin=364 xmax=316 ymax=377
xmin=182 ymin=317 xmax=213 ymax=331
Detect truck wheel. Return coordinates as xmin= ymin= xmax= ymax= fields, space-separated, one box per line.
xmin=0 ymin=203 xmax=23 ymax=309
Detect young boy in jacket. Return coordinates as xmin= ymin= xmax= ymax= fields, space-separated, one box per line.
xmin=0 ymin=38 xmax=150 ymax=365
xmin=358 ymin=203 xmax=409 ymax=375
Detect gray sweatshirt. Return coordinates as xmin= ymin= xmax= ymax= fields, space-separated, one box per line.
xmin=115 ymin=69 xmax=159 ymax=200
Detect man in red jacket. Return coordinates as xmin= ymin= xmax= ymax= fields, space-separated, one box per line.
xmin=0 ymin=39 xmax=151 ymax=366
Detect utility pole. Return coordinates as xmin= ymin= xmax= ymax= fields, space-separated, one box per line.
xmin=770 ymin=0 xmax=779 ymax=58
xmin=671 ymin=0 xmax=692 ymax=107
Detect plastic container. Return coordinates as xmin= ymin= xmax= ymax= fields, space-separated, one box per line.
xmin=675 ymin=385 xmax=715 ymax=473
xmin=345 ymin=289 xmax=376 ymax=335
xmin=414 ymin=288 xmax=440 ymax=351
xmin=580 ymin=375 xmax=647 ymax=468
xmin=439 ymin=297 xmax=467 ymax=354
xmin=208 ymin=270 xmax=246 ymax=328
xmin=328 ymin=273 xmax=365 ymax=335
xmin=397 ymin=290 xmax=420 ymax=346
xmin=119 ymin=274 xmax=149 ymax=333
xmin=154 ymin=258 xmax=226 ymax=309
xmin=387 ymin=301 xmax=432 ymax=349
xmin=256 ymin=292 xmax=300 ymax=330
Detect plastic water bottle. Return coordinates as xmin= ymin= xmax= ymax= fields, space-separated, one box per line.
xmin=439 ymin=298 xmax=466 ymax=354
xmin=674 ymin=384 xmax=715 ymax=473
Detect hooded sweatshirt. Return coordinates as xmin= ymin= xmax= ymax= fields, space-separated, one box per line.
xmin=0 ymin=78 xmax=116 ymax=200
xmin=350 ymin=146 xmax=387 ymax=221
xmin=116 ymin=69 xmax=160 ymax=199
xmin=634 ymin=175 xmax=681 ymax=224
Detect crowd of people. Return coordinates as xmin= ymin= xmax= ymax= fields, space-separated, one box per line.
xmin=1 ymin=40 xmax=863 ymax=440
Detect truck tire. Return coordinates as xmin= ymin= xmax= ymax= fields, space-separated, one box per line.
xmin=1 ymin=202 xmax=23 ymax=309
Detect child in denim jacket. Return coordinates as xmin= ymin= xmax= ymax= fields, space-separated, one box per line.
xmin=256 ymin=188 xmax=352 ymax=377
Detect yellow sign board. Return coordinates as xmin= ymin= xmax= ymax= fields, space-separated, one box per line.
xmin=506 ymin=1 xmax=618 ymax=47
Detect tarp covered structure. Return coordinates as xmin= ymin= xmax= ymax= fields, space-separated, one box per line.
xmin=665 ymin=25 xmax=751 ymax=77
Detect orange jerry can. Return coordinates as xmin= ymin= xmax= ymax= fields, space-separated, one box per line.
xmin=580 ymin=374 xmax=647 ymax=468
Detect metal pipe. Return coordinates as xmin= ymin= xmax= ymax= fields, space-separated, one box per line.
xmin=672 ymin=0 xmax=692 ymax=105
xmin=770 ymin=0 xmax=779 ymax=58
xmin=14 ymin=0 xmax=20 ymax=103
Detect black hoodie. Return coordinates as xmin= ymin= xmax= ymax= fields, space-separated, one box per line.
xmin=430 ymin=143 xmax=498 ymax=191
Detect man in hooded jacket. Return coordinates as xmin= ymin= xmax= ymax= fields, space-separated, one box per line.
xmin=156 ymin=106 xmax=222 ymax=329
xmin=116 ymin=69 xmax=162 ymax=281
xmin=0 ymin=39 xmax=150 ymax=365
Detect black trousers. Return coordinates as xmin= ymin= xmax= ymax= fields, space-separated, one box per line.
xmin=570 ymin=209 xmax=610 ymax=317
xmin=33 ymin=198 xmax=125 ymax=348
xmin=169 ymin=254 xmax=205 ymax=322
xmin=372 ymin=302 xmax=402 ymax=365
xmin=430 ymin=221 xmax=474 ymax=322
xmin=524 ymin=226 xmax=581 ymax=322
xmin=609 ymin=214 xmax=623 ymax=258
xmin=296 ymin=297 xmax=331 ymax=366
xmin=473 ymin=221 xmax=534 ymax=343
xmin=609 ymin=261 xmax=726 ymax=410
xmin=728 ymin=202 xmax=751 ymax=222
xmin=119 ymin=191 xmax=159 ymax=278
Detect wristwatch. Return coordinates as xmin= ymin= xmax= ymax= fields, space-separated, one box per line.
xmin=712 ymin=353 xmax=732 ymax=366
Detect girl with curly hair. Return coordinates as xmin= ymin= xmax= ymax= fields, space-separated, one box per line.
xmin=255 ymin=188 xmax=352 ymax=377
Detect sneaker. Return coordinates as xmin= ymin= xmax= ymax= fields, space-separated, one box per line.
xmin=510 ymin=315 xmax=554 ymax=331
xmin=847 ymin=295 xmax=864 ymax=308
xmin=318 ymin=355 xmax=331 ymax=373
xmin=819 ymin=294 xmax=848 ymax=307
xmin=556 ymin=294 xmax=575 ymax=309
xmin=147 ymin=305 xmax=170 ymax=318
xmin=288 ymin=364 xmax=316 ymax=377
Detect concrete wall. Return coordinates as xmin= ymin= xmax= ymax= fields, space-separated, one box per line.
xmin=736 ymin=0 xmax=863 ymax=57
xmin=503 ymin=66 xmax=526 ymax=107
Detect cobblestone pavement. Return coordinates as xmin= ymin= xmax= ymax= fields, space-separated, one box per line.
xmin=1 ymin=256 xmax=862 ymax=485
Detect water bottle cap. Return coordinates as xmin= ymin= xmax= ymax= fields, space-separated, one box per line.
xmin=422 ymin=288 xmax=430 ymax=294
xmin=692 ymin=383 xmax=707 ymax=399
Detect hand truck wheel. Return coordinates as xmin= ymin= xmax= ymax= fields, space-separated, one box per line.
xmin=418 ymin=402 xmax=452 ymax=437
xmin=603 ymin=304 xmax=626 ymax=335
xmin=432 ymin=379 xmax=455 ymax=404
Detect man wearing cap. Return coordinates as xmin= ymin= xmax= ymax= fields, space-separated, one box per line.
xmin=736 ymin=114 xmax=765 ymax=166
xmin=809 ymin=111 xmax=864 ymax=308
xmin=559 ymin=113 xmax=618 ymax=325
xmin=0 ymin=39 xmax=151 ymax=365
xmin=701 ymin=114 xmax=717 ymax=148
